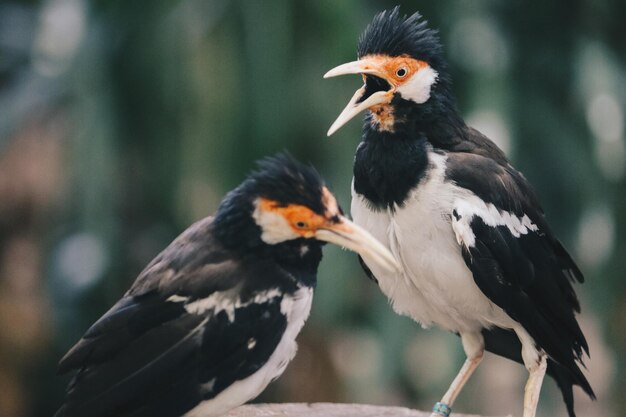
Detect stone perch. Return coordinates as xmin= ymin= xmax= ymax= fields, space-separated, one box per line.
xmin=225 ymin=403 xmax=511 ymax=417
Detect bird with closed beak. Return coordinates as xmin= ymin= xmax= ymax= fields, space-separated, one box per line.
xmin=55 ymin=153 xmax=398 ymax=417
xmin=325 ymin=7 xmax=594 ymax=417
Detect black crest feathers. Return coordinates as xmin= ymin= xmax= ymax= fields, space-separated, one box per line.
xmin=358 ymin=7 xmax=445 ymax=72
xmin=212 ymin=152 xmax=327 ymax=249
xmin=246 ymin=152 xmax=326 ymax=214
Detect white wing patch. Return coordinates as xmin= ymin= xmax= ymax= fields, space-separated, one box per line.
xmin=170 ymin=288 xmax=283 ymax=322
xmin=452 ymin=197 xmax=539 ymax=249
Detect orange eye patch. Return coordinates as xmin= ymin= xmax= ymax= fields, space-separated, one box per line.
xmin=257 ymin=198 xmax=327 ymax=237
xmin=360 ymin=54 xmax=428 ymax=86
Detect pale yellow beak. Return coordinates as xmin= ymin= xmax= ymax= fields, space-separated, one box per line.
xmin=323 ymin=59 xmax=385 ymax=78
xmin=316 ymin=215 xmax=399 ymax=273
xmin=324 ymin=59 xmax=395 ymax=136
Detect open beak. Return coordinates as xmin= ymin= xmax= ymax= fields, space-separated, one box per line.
xmin=324 ymin=59 xmax=394 ymax=136
xmin=316 ymin=216 xmax=400 ymax=273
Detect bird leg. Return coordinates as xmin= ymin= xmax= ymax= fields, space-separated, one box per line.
xmin=514 ymin=326 xmax=548 ymax=417
xmin=430 ymin=332 xmax=484 ymax=417
xmin=522 ymin=353 xmax=547 ymax=417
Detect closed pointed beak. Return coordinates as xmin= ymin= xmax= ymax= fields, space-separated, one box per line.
xmin=324 ymin=59 xmax=394 ymax=136
xmin=316 ymin=216 xmax=399 ymax=273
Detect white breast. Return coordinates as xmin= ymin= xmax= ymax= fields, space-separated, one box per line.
xmin=184 ymin=287 xmax=313 ymax=417
xmin=351 ymin=151 xmax=515 ymax=334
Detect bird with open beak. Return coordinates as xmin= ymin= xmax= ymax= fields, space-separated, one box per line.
xmin=55 ymin=153 xmax=398 ymax=417
xmin=325 ymin=7 xmax=594 ymax=417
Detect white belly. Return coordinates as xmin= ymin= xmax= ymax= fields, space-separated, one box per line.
xmin=351 ymin=152 xmax=515 ymax=333
xmin=184 ymin=287 xmax=313 ymax=417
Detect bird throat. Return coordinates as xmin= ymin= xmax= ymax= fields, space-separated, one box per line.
xmin=369 ymin=104 xmax=396 ymax=132
xmin=353 ymin=125 xmax=429 ymax=210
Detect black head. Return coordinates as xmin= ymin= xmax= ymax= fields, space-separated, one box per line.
xmin=243 ymin=153 xmax=329 ymax=217
xmin=212 ymin=153 xmax=398 ymax=272
xmin=357 ymin=6 xmax=446 ymax=74
xmin=325 ymin=7 xmax=463 ymax=139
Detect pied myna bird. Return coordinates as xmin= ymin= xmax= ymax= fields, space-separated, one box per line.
xmin=324 ymin=7 xmax=594 ymax=417
xmin=55 ymin=153 xmax=398 ymax=417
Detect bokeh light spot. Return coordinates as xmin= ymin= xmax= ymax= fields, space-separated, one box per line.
xmin=54 ymin=233 xmax=108 ymax=291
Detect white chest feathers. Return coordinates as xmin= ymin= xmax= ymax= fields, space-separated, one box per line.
xmin=351 ymin=152 xmax=516 ymax=333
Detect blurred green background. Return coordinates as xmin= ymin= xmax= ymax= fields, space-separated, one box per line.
xmin=0 ymin=1 xmax=624 ymax=416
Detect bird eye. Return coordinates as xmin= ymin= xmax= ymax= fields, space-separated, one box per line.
xmin=295 ymin=221 xmax=308 ymax=229
xmin=396 ymin=67 xmax=408 ymax=78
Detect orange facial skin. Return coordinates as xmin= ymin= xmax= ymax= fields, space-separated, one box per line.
xmin=369 ymin=104 xmax=395 ymax=132
xmin=257 ymin=194 xmax=339 ymax=238
xmin=359 ymin=54 xmax=428 ymax=87
xmin=356 ymin=55 xmax=428 ymax=132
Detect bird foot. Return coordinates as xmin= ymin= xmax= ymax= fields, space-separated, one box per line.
xmin=430 ymin=402 xmax=452 ymax=417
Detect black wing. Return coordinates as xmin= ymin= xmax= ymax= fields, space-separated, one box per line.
xmin=446 ymin=151 xmax=594 ymax=402
xmin=56 ymin=218 xmax=290 ymax=417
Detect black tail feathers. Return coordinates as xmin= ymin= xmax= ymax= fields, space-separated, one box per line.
xmin=548 ymin=359 xmax=596 ymax=417
xmin=482 ymin=327 xmax=595 ymax=417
